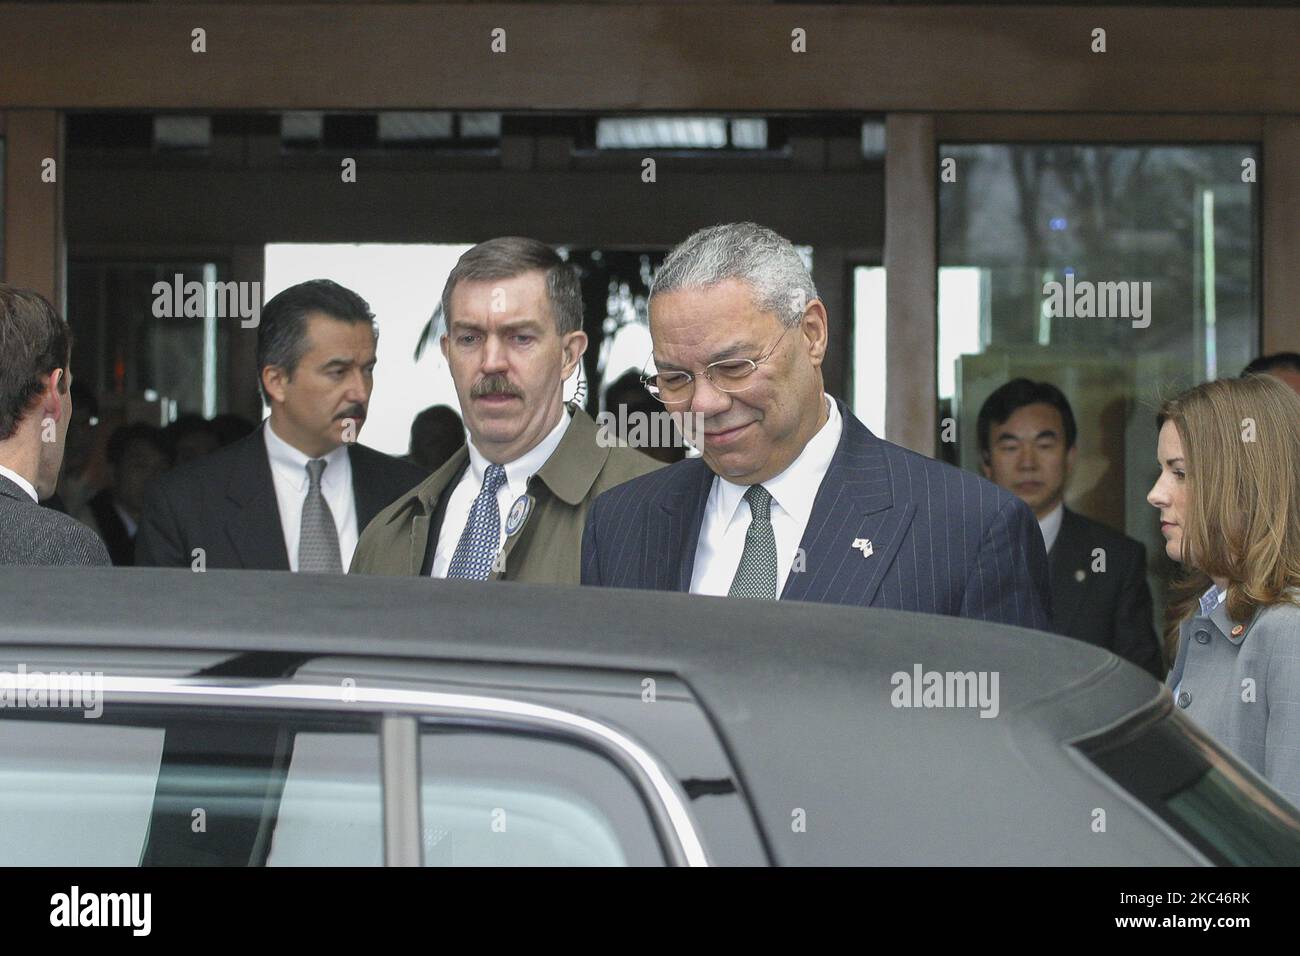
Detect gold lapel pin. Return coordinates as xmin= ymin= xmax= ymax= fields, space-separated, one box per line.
xmin=1231 ymin=624 xmax=1244 ymax=637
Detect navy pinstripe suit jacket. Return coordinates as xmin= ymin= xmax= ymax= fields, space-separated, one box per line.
xmin=581 ymin=400 xmax=1052 ymax=630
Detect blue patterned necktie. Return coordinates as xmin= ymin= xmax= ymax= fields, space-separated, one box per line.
xmin=445 ymin=463 xmax=508 ymax=580
xmin=728 ymin=484 xmax=779 ymax=600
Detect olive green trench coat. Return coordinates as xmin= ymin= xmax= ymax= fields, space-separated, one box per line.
xmin=350 ymin=406 xmax=661 ymax=584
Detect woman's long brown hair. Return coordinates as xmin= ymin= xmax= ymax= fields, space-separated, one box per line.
xmin=1158 ymin=374 xmax=1300 ymax=664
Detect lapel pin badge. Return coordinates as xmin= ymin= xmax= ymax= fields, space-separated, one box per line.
xmin=505 ymin=495 xmax=532 ymax=537
xmin=851 ymin=537 xmax=874 ymax=558
xmin=1231 ymin=624 xmax=1244 ymax=637
xmin=1074 ymin=569 xmax=1086 ymax=583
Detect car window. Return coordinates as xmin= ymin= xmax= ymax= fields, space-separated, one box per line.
xmin=293 ymin=657 xmax=767 ymax=864
xmin=420 ymin=729 xmax=665 ymax=866
xmin=0 ymin=709 xmax=383 ymax=866
xmin=1077 ymin=710 xmax=1300 ymax=865
xmin=265 ymin=731 xmax=383 ymax=866
xmin=0 ymin=719 xmax=164 ymax=865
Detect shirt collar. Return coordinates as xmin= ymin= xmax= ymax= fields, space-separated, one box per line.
xmin=465 ymin=406 xmax=572 ymax=501
xmin=713 ymin=394 xmax=842 ymax=531
xmin=264 ymin=419 xmax=349 ymax=492
xmin=113 ymin=500 xmax=138 ymax=538
xmin=1038 ymin=502 xmax=1065 ymax=554
xmin=0 ymin=464 xmax=39 ymax=503
xmin=533 ymin=406 xmax=612 ymax=506
xmin=1198 ymin=582 xmax=1228 ymax=619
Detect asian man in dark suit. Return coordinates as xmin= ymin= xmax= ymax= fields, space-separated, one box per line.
xmin=977 ymin=378 xmax=1163 ymax=677
xmin=74 ymin=423 xmax=173 ymax=566
xmin=0 ymin=284 xmax=110 ymax=567
xmin=136 ymin=280 xmax=426 ymax=572
xmin=582 ymin=223 xmax=1051 ymax=630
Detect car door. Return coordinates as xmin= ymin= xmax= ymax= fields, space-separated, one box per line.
xmin=0 ymin=652 xmax=705 ymax=866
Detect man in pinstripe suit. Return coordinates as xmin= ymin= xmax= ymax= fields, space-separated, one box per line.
xmin=581 ymin=223 xmax=1051 ymax=629
xmin=0 ymin=285 xmax=111 ymax=567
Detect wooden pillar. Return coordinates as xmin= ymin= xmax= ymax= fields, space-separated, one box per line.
xmin=811 ymin=245 xmax=849 ymax=402
xmin=884 ymin=114 xmax=937 ymax=455
xmin=2 ymin=110 xmax=65 ymax=311
xmin=229 ymin=244 xmax=266 ymax=423
xmin=1262 ymin=117 xmax=1300 ymax=355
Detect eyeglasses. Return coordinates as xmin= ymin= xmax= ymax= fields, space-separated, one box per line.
xmin=641 ymin=323 xmax=795 ymax=405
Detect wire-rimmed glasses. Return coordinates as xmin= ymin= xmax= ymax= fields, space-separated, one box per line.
xmin=640 ymin=322 xmax=795 ymax=405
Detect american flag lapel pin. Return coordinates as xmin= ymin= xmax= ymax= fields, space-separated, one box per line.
xmin=852 ymin=537 xmax=874 ymax=558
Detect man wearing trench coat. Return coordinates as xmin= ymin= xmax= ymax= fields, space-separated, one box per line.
xmin=350 ymin=403 xmax=659 ymax=583
xmin=352 ymin=237 xmax=661 ymax=584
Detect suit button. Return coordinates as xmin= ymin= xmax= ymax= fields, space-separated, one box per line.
xmin=1194 ymin=629 xmax=1211 ymax=645
xmin=1177 ymin=691 xmax=1192 ymax=708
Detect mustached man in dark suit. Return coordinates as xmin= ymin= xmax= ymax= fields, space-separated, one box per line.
xmin=136 ymin=280 xmax=427 ymax=572
xmin=582 ymin=223 xmax=1051 ymax=629
xmin=977 ymin=379 xmax=1162 ymax=677
xmin=0 ymin=285 xmax=110 ymax=567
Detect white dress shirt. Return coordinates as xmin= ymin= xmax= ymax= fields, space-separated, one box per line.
xmin=1038 ymin=501 xmax=1064 ymax=555
xmin=690 ymin=395 xmax=842 ymax=598
xmin=264 ymin=420 xmax=358 ymax=573
xmin=431 ymin=409 xmax=572 ymax=578
xmin=0 ymin=464 xmax=39 ymax=503
xmin=114 ymin=501 xmax=138 ymax=539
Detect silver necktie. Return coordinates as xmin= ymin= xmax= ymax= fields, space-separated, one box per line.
xmin=298 ymin=458 xmax=343 ymax=574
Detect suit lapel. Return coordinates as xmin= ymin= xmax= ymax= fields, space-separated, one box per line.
xmin=1047 ymin=508 xmax=1088 ymax=633
xmin=223 ymin=431 xmax=290 ymax=570
xmin=417 ymin=451 xmax=470 ymax=575
xmin=656 ymin=460 xmax=715 ymax=592
xmin=781 ymin=407 xmax=915 ymax=606
xmin=349 ymin=444 xmax=388 ymax=530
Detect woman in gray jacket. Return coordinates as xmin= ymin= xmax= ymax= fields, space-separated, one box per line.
xmin=1148 ymin=373 xmax=1300 ymax=807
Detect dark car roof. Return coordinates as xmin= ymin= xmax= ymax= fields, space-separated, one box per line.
xmin=0 ymin=567 xmax=1182 ymax=864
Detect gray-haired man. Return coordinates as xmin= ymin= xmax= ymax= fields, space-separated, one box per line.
xmin=581 ymin=222 xmax=1052 ymax=629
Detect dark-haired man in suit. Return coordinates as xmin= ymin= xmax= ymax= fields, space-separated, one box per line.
xmin=136 ymin=280 xmax=426 ymax=572
xmin=977 ymin=378 xmax=1162 ymax=677
xmin=582 ymin=223 xmax=1051 ymax=630
xmin=0 ymin=284 xmax=110 ymax=567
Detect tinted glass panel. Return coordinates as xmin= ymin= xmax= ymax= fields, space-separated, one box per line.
xmin=0 ymin=720 xmax=163 ymax=865
xmin=420 ymin=729 xmax=664 ymax=866
xmin=0 ymin=137 xmax=5 ymax=281
xmin=265 ymin=731 xmax=382 ymax=866
xmin=938 ymin=143 xmax=1258 ymax=619
xmin=66 ymin=260 xmax=232 ymax=418
xmin=0 ymin=708 xmax=382 ymax=866
xmin=1078 ymin=711 xmax=1300 ymax=865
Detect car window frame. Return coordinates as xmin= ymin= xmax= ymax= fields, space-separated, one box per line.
xmin=2 ymin=670 xmax=709 ymax=867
